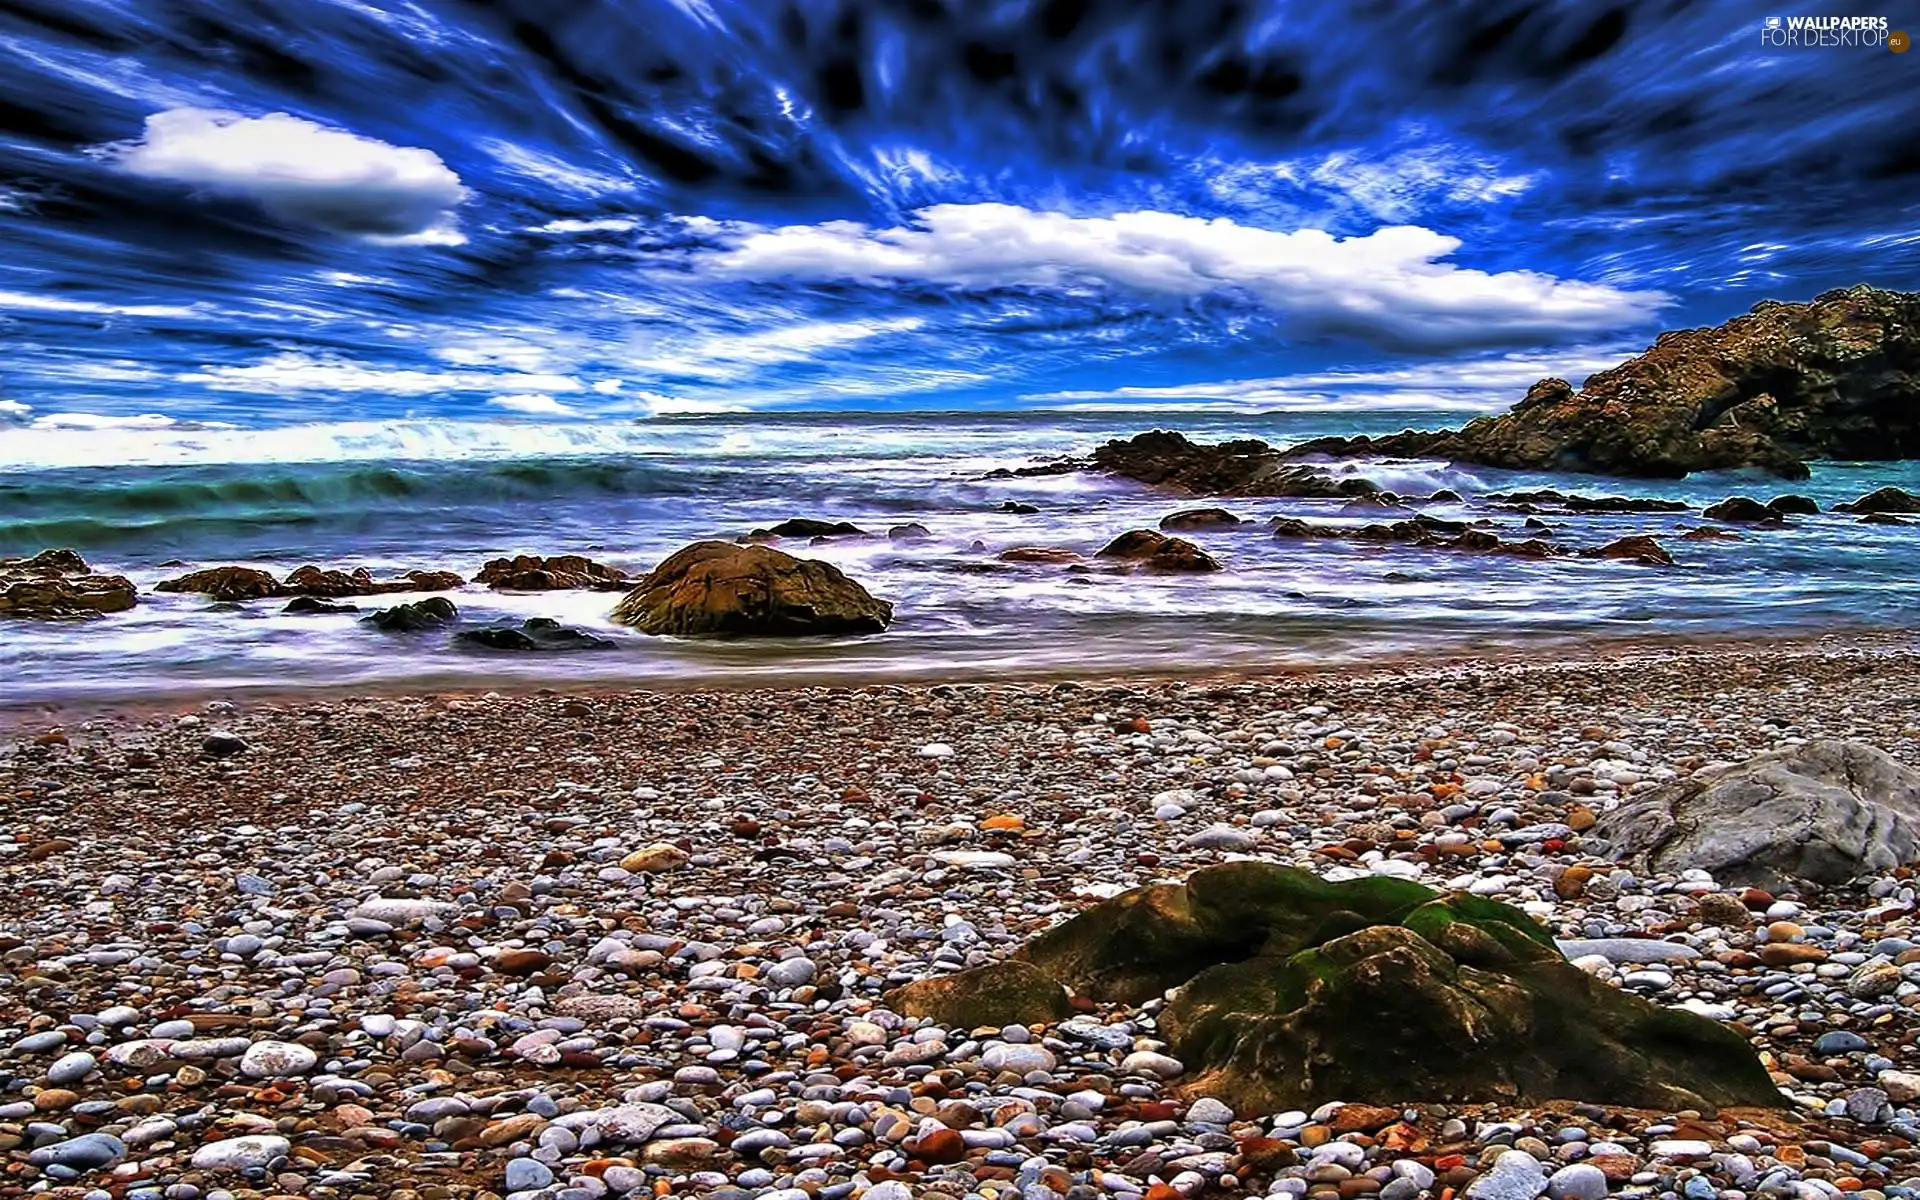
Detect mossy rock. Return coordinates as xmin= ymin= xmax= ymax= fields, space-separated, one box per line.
xmin=884 ymin=960 xmax=1071 ymax=1028
xmin=892 ymin=863 xmax=1781 ymax=1113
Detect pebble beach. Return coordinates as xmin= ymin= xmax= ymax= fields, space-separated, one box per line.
xmin=8 ymin=634 xmax=1920 ymax=1200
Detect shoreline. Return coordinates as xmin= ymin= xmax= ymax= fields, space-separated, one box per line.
xmin=5 ymin=623 xmax=1912 ymax=733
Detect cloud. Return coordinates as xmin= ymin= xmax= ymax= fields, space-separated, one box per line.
xmin=0 ymin=398 xmax=31 ymax=424
xmin=1022 ymin=345 xmax=1641 ymax=412
xmin=488 ymin=393 xmax=577 ymax=416
xmin=699 ymin=204 xmax=1669 ymax=348
xmin=0 ymin=290 xmax=202 ymax=319
xmin=111 ymin=109 xmax=470 ymax=244
xmin=178 ymin=351 xmax=583 ymax=396
xmin=30 ymin=412 xmax=184 ymax=430
xmin=624 ymin=317 xmax=927 ymax=381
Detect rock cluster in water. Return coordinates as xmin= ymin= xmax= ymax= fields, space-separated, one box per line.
xmin=155 ymin=564 xmax=465 ymax=601
xmin=0 ymin=549 xmax=136 ymax=619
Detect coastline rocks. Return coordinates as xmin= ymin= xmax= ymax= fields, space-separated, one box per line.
xmin=1581 ymin=535 xmax=1675 ymax=566
xmin=1590 ymin=739 xmax=1920 ymax=890
xmin=1270 ymin=516 xmax=1562 ymax=561
xmin=455 ymin=617 xmax=616 ymax=652
xmin=1090 ymin=430 xmax=1381 ymax=498
xmin=0 ymin=549 xmax=137 ymax=618
xmin=1159 ymin=507 xmax=1243 ymax=530
xmin=611 ymin=541 xmax=892 ymax=636
xmin=283 ymin=596 xmax=359 ymax=614
xmin=1281 ymin=285 xmax=1920 ymax=478
xmin=158 ymin=564 xmax=465 ymax=600
xmin=998 ymin=546 xmax=1084 ymax=565
xmin=1769 ymin=493 xmax=1821 ymax=514
xmin=362 ymin=596 xmax=458 ymax=632
xmin=748 ymin=518 xmax=869 ymax=540
xmin=1095 ymin=530 xmax=1222 ymax=572
xmin=913 ymin=862 xmax=1778 ymax=1111
xmin=475 ymin=553 xmax=630 ymax=591
xmin=1703 ymin=497 xmax=1786 ymax=525
xmin=888 ymin=522 xmax=933 ymax=542
xmin=1836 ymin=486 xmax=1920 ymax=514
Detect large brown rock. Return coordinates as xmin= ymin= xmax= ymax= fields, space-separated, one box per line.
xmin=1285 ymin=285 xmax=1920 ymax=479
xmin=1095 ymin=530 xmax=1222 ymax=572
xmin=611 ymin=541 xmax=892 ymax=636
xmin=0 ymin=549 xmax=137 ymax=619
xmin=892 ymin=862 xmax=1781 ymax=1113
xmin=1090 ymin=430 xmax=1383 ymax=497
xmin=158 ymin=564 xmax=464 ymax=600
xmin=155 ymin=565 xmax=281 ymax=601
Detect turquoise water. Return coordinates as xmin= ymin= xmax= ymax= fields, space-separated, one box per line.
xmin=0 ymin=409 xmax=1915 ymax=701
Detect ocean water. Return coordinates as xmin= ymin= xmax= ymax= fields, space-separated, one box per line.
xmin=2 ymin=409 xmax=1915 ymax=703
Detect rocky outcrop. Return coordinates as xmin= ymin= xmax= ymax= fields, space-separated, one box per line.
xmin=998 ymin=547 xmax=1084 ymax=565
xmin=158 ymin=565 xmax=464 ymax=601
xmin=362 ymin=597 xmax=458 ymax=632
xmin=1580 ymin=535 xmax=1676 ymax=566
xmin=475 ymin=554 xmax=630 ymax=591
xmin=1590 ymin=740 xmax=1920 ymax=892
xmin=1159 ymin=508 xmax=1243 ymax=530
xmin=1284 ymin=286 xmax=1920 ymax=479
xmin=1095 ymin=530 xmax=1222 ymax=572
xmin=1270 ymin=516 xmax=1561 ymax=561
xmin=1836 ymin=487 xmax=1920 ymax=514
xmin=747 ymin=518 xmax=870 ymax=540
xmin=1090 ymin=431 xmax=1382 ymax=498
xmin=0 ymin=549 xmax=137 ymax=619
xmin=889 ymin=863 xmax=1779 ymax=1112
xmin=1702 ymin=498 xmax=1785 ymax=525
xmin=611 ymin=541 xmax=892 ymax=637
xmin=455 ymin=617 xmax=616 ymax=652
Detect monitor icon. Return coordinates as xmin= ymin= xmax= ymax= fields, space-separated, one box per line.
xmin=1765 ymin=16 xmax=1782 ymax=29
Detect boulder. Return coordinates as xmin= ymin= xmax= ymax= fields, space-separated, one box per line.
xmin=611 ymin=541 xmax=892 ymax=637
xmin=455 ymin=617 xmax=616 ymax=652
xmin=888 ymin=523 xmax=933 ymax=543
xmin=997 ymin=547 xmax=1084 ymax=565
xmin=1159 ymin=508 xmax=1243 ymax=530
xmin=0 ymin=550 xmax=137 ymax=619
xmin=1090 ymin=430 xmax=1381 ymax=498
xmin=999 ymin=501 xmax=1041 ymax=514
xmin=1095 ymin=530 xmax=1222 ymax=572
xmin=1282 ymin=285 xmax=1920 ymax=479
xmin=1589 ymin=740 xmax=1920 ymax=892
xmin=1836 ymin=486 xmax=1920 ymax=514
xmin=1581 ymin=535 xmax=1675 ymax=566
xmin=901 ymin=863 xmax=1778 ymax=1112
xmin=1702 ymin=497 xmax=1785 ymax=524
xmin=362 ymin=597 xmax=458 ymax=632
xmin=1768 ymin=494 xmax=1821 ymax=515
xmin=749 ymin=518 xmax=869 ymax=539
xmin=886 ymin=960 xmax=1072 ymax=1029
xmin=155 ymin=565 xmax=280 ymax=602
xmin=282 ymin=597 xmax=359 ymax=615
xmin=475 ymin=554 xmax=629 ymax=591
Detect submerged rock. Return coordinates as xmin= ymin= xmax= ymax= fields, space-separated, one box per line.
xmin=1702 ymin=497 xmax=1786 ymax=524
xmin=1282 ymin=285 xmax=1920 ymax=479
xmin=1095 ymin=530 xmax=1222 ymax=572
xmin=474 ymin=553 xmax=629 ymax=591
xmin=362 ymin=596 xmax=459 ymax=632
xmin=1159 ymin=507 xmax=1243 ymax=530
xmin=749 ymin=518 xmax=870 ymax=539
xmin=611 ymin=541 xmax=892 ymax=636
xmin=282 ymin=596 xmax=359 ymax=614
xmin=1590 ymin=739 xmax=1920 ymax=891
xmin=1581 ymin=535 xmax=1676 ymax=566
xmin=455 ymin=617 xmax=616 ymax=652
xmin=997 ymin=546 xmax=1084 ymax=565
xmin=0 ymin=549 xmax=137 ymax=619
xmin=901 ymin=862 xmax=1780 ymax=1112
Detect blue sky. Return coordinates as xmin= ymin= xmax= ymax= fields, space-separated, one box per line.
xmin=0 ymin=0 xmax=1915 ymax=430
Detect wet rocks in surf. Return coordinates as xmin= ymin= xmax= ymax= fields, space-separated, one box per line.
xmin=1159 ymin=507 xmax=1243 ymax=530
xmin=1703 ymin=497 xmax=1786 ymax=525
xmin=611 ymin=541 xmax=892 ymax=636
xmin=997 ymin=546 xmax=1084 ymax=565
xmin=1836 ymin=486 xmax=1920 ymax=514
xmin=887 ymin=522 xmax=933 ymax=542
xmin=1486 ymin=491 xmax=1690 ymax=515
xmin=1280 ymin=285 xmax=1920 ymax=479
xmin=1581 ymin=535 xmax=1676 ymax=566
xmin=157 ymin=564 xmax=466 ymax=600
xmin=362 ymin=596 xmax=458 ymax=632
xmin=1095 ymin=530 xmax=1223 ymax=572
xmin=0 ymin=549 xmax=137 ymax=619
xmin=282 ymin=596 xmax=359 ymax=615
xmin=474 ymin=553 xmax=630 ymax=591
xmin=455 ymin=617 xmax=616 ymax=652
xmin=746 ymin=518 xmax=870 ymax=540
xmin=1089 ymin=430 xmax=1381 ymax=498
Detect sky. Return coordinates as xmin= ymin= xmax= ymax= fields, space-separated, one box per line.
xmin=0 ymin=0 xmax=1915 ymax=431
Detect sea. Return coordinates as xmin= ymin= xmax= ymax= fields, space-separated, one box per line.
xmin=2 ymin=409 xmax=1915 ymax=703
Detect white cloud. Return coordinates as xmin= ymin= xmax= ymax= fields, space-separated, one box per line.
xmin=700 ymin=203 xmax=1667 ymax=347
xmin=178 ymin=351 xmax=583 ymax=396
xmin=0 ymin=398 xmax=30 ymax=423
xmin=529 ymin=216 xmax=641 ymax=235
xmin=624 ymin=317 xmax=926 ymax=381
xmin=31 ymin=412 xmax=183 ymax=430
xmin=112 ymin=109 xmax=470 ymax=244
xmin=0 ymin=290 xmax=201 ymax=319
xmin=488 ymin=393 xmax=577 ymax=416
xmin=1022 ymin=345 xmax=1639 ymax=412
